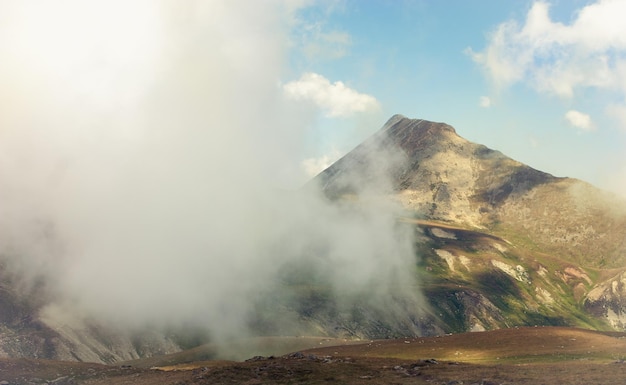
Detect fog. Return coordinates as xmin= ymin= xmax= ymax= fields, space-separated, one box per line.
xmin=0 ymin=0 xmax=425 ymax=346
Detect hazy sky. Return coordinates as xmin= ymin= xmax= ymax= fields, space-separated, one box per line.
xmin=286 ymin=0 xmax=626 ymax=197
xmin=3 ymin=1 xmax=625 ymax=194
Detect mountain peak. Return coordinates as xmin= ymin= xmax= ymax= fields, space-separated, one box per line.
xmin=314 ymin=113 xmax=626 ymax=268
xmin=382 ymin=115 xmax=458 ymax=138
xmin=314 ymin=115 xmax=553 ymax=225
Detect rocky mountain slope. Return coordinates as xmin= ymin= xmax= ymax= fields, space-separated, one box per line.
xmin=317 ymin=115 xmax=626 ymax=267
xmin=0 ymin=276 xmax=182 ymax=363
xmin=2 ymin=114 xmax=626 ymax=363
xmin=0 ymin=261 xmax=208 ymax=362
xmin=313 ymin=115 xmax=626 ymax=333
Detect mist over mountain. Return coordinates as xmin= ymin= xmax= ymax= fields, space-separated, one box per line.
xmin=3 ymin=114 xmax=626 ymax=363
xmin=0 ymin=1 xmax=419 ymax=363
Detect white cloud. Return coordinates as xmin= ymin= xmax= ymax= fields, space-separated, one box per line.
xmin=301 ymin=148 xmax=342 ymax=177
xmin=479 ymin=96 xmax=491 ymax=108
xmin=283 ymin=72 xmax=380 ymax=117
xmin=564 ymin=109 xmax=595 ymax=132
xmin=469 ymin=0 xmax=626 ymax=99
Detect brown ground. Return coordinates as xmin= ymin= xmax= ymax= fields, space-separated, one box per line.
xmin=2 ymin=327 xmax=626 ymax=384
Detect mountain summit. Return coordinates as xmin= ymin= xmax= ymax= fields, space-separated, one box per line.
xmin=315 ymin=115 xmax=626 ymax=268
xmin=317 ymin=115 xmax=556 ymax=224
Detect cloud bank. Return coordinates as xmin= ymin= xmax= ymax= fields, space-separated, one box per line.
xmin=469 ymin=0 xmax=626 ymax=98
xmin=0 ymin=0 xmax=422 ymax=348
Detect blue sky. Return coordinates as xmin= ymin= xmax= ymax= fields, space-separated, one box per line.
xmin=1 ymin=0 xmax=625 ymax=196
xmin=284 ymin=0 xmax=626 ymax=196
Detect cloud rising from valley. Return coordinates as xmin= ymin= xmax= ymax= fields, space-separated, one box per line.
xmin=0 ymin=0 xmax=425 ymax=346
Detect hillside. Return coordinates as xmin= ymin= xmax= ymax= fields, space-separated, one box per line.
xmin=2 ymin=114 xmax=626 ymax=363
xmin=312 ymin=115 xmax=626 ymax=334
xmin=316 ymin=115 xmax=626 ymax=268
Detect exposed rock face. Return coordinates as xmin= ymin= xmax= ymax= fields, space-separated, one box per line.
xmin=584 ymin=271 xmax=626 ymax=330
xmin=316 ymin=115 xmax=557 ymax=227
xmin=315 ymin=115 xmax=626 ymax=269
